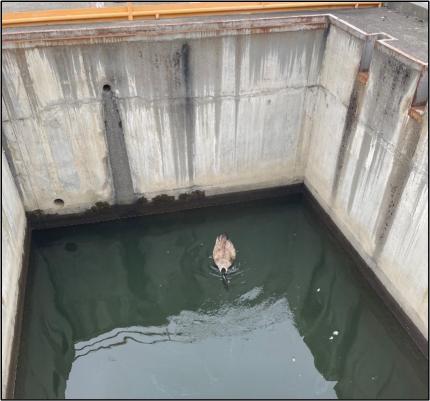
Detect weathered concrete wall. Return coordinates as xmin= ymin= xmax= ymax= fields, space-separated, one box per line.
xmin=1 ymin=150 xmax=27 ymax=398
xmin=305 ymin=23 xmax=429 ymax=337
xmin=2 ymin=26 xmax=326 ymax=214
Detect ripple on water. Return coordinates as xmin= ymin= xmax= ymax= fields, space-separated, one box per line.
xmin=239 ymin=286 xmax=263 ymax=302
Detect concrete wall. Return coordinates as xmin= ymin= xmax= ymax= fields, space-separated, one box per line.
xmin=2 ymin=25 xmax=326 ymax=213
xmin=1 ymin=150 xmax=27 ymax=398
xmin=305 ymin=23 xmax=429 ymax=337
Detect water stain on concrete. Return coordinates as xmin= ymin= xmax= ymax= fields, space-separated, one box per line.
xmin=346 ymin=130 xmax=372 ymax=213
xmin=214 ymin=39 xmax=223 ymax=166
xmin=234 ymin=35 xmax=244 ymax=171
xmin=181 ymin=43 xmax=195 ymax=185
xmin=373 ymin=117 xmax=422 ymax=259
xmin=346 ymin=53 xmax=417 ymax=214
xmin=1 ymin=122 xmax=25 ymax=202
xmin=331 ymin=78 xmax=366 ymax=201
xmin=102 ymin=84 xmax=135 ymax=204
xmin=167 ymin=44 xmax=187 ymax=184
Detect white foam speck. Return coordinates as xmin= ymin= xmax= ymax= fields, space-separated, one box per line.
xmin=333 ymin=330 xmax=339 ymax=336
xmin=316 ymin=288 xmax=320 ymax=292
xmin=292 ymin=357 xmax=296 ymax=362
xmin=329 ymin=336 xmax=334 ymax=340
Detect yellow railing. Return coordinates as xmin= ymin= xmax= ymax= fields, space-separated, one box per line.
xmin=2 ymin=2 xmax=382 ymax=27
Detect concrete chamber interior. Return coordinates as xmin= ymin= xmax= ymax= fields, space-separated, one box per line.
xmin=1 ymin=11 xmax=428 ymax=398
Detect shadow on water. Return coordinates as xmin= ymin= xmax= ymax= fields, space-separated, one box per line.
xmin=15 ymin=197 xmax=428 ymax=399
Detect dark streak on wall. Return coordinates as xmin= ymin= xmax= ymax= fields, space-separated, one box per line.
xmin=346 ymin=55 xmax=418 ymax=213
xmin=374 ymin=117 xmax=422 ymax=259
xmin=102 ymin=85 xmax=135 ymax=204
xmin=331 ymin=78 xmax=366 ymax=201
xmin=234 ymin=34 xmax=244 ymax=168
xmin=181 ymin=43 xmax=195 ymax=185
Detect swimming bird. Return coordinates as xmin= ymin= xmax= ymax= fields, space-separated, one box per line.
xmin=212 ymin=234 xmax=236 ymax=283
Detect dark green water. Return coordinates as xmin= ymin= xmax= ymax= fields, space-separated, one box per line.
xmin=15 ymin=196 xmax=428 ymax=399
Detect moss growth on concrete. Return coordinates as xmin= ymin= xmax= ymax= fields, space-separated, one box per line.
xmin=178 ymin=190 xmax=205 ymax=201
xmin=90 ymin=202 xmax=111 ymax=212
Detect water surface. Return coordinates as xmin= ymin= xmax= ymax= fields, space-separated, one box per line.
xmin=15 ymin=196 xmax=428 ymax=399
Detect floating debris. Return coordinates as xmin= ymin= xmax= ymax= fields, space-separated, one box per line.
xmin=292 ymin=357 xmax=296 ymax=362
xmin=317 ymin=288 xmax=321 ymax=292
xmin=329 ymin=336 xmax=334 ymax=340
xmin=333 ymin=330 xmax=339 ymax=336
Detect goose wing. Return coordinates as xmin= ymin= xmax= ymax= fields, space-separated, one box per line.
xmin=212 ymin=236 xmax=226 ymax=266
xmin=224 ymin=239 xmax=236 ymax=262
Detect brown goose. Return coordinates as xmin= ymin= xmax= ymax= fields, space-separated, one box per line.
xmin=212 ymin=234 xmax=236 ymax=281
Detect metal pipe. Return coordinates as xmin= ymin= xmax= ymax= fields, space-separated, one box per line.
xmin=2 ymin=2 xmax=383 ymax=27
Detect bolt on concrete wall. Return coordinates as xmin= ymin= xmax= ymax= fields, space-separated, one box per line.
xmin=1 ymin=151 xmax=27 ymax=398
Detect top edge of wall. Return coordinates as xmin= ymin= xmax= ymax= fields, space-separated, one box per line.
xmin=2 ymin=12 xmax=427 ymax=71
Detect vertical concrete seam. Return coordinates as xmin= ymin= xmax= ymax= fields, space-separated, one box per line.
xmin=302 ymin=27 xmax=330 ymax=177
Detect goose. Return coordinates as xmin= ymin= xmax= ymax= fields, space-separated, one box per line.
xmin=212 ymin=234 xmax=236 ymax=282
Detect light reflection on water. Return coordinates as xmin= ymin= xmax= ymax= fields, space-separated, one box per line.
xmin=68 ymin=295 xmax=336 ymax=399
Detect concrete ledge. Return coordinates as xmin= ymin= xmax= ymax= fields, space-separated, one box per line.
xmin=28 ymin=184 xmax=304 ymax=230
xmin=386 ymin=1 xmax=428 ymax=21
xmin=1 ymin=14 xmax=329 ymax=48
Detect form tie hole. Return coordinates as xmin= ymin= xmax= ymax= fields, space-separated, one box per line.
xmin=54 ymin=198 xmax=64 ymax=207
